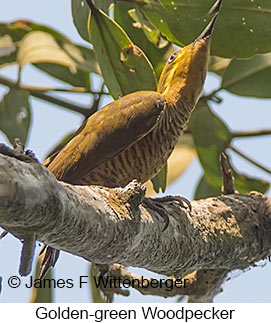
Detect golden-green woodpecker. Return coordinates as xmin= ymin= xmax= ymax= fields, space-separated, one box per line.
xmin=40 ymin=0 xmax=223 ymax=278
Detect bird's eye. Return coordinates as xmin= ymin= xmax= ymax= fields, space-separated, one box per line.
xmin=168 ymin=52 xmax=177 ymax=63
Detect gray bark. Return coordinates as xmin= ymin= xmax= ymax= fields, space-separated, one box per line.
xmin=0 ymin=152 xmax=271 ymax=279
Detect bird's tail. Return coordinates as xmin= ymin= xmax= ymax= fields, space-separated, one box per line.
xmin=39 ymin=245 xmax=60 ymax=279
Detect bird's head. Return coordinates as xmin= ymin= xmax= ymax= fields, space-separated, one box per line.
xmin=157 ymin=0 xmax=222 ymax=108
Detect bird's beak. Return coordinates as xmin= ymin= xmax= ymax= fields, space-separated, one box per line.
xmin=194 ymin=12 xmax=219 ymax=43
xmin=158 ymin=0 xmax=223 ymax=106
xmin=195 ymin=0 xmax=223 ymax=42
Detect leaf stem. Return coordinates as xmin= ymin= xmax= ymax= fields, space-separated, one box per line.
xmin=203 ymin=87 xmax=222 ymax=101
xmin=229 ymin=145 xmax=271 ymax=175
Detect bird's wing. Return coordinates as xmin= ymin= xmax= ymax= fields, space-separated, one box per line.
xmin=45 ymin=91 xmax=166 ymax=183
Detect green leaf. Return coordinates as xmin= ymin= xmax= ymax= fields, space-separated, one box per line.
xmin=75 ymin=45 xmax=101 ymax=75
xmin=93 ymin=0 xmax=113 ymax=12
xmin=0 ymin=34 xmax=17 ymax=68
xmin=194 ymin=175 xmax=221 ymax=200
xmin=0 ymin=20 xmax=100 ymax=85
xmin=71 ymin=0 xmax=91 ymax=42
xmin=0 ymin=21 xmax=28 ymax=44
xmin=128 ymin=7 xmax=168 ymax=48
xmin=114 ymin=2 xmax=172 ymax=78
xmin=208 ymin=56 xmax=231 ymax=78
xmin=89 ymin=264 xmax=106 ymax=303
xmin=0 ymin=89 xmax=31 ymax=145
xmin=135 ymin=0 xmax=271 ymax=58
xmin=18 ymin=29 xmax=100 ymax=87
xmin=89 ymin=6 xmax=157 ymax=99
xmin=137 ymin=3 xmax=184 ymax=47
xmin=34 ymin=45 xmax=101 ymax=88
xmin=36 ymin=45 xmax=100 ymax=87
xmin=194 ymin=166 xmax=269 ymax=200
xmin=0 ymin=20 xmax=70 ymax=44
xmin=221 ymin=53 xmax=271 ymax=98
xmin=34 ymin=62 xmax=90 ymax=88
xmin=26 ymin=21 xmax=71 ymax=42
xmin=30 ymin=257 xmax=53 ymax=303
xmin=0 ymin=21 xmax=32 ymax=68
xmin=151 ymin=162 xmax=168 ymax=193
xmin=189 ymin=101 xmax=268 ymax=196
xmin=189 ymin=100 xmax=231 ymax=188
xmin=146 ymin=134 xmax=196 ymax=196
xmin=232 ymin=166 xmax=269 ymax=194
xmin=18 ymin=31 xmax=80 ymax=70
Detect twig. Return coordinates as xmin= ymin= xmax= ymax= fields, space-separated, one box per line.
xmin=203 ymin=87 xmax=222 ymax=102
xmin=0 ymin=75 xmax=109 ymax=95
xmin=232 ymin=129 xmax=271 ymax=138
xmin=0 ymin=75 xmax=94 ymax=117
xmin=220 ymin=153 xmax=236 ymax=195
xmin=88 ymin=82 xmax=106 ymax=116
xmin=13 ymin=84 xmax=107 ymax=94
xmin=187 ymin=269 xmax=227 ymax=303
xmin=0 ymin=141 xmax=39 ymax=163
xmin=95 ymin=264 xmax=228 ymax=302
xmin=19 ymin=233 xmax=36 ymax=276
xmin=229 ymin=145 xmax=271 ymax=175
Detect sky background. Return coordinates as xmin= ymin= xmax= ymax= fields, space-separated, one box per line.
xmin=0 ymin=0 xmax=271 ymax=303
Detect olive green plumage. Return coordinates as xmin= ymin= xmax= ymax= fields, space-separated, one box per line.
xmin=40 ymin=1 xmax=223 ymax=278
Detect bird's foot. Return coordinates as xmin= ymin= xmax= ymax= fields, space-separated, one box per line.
xmin=143 ymin=197 xmax=169 ymax=231
xmin=95 ymin=264 xmax=116 ymax=303
xmin=96 ymin=264 xmax=112 ymax=279
xmin=150 ymin=195 xmax=191 ymax=211
xmin=143 ymin=195 xmax=191 ymax=231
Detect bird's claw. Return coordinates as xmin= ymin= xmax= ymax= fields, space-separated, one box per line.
xmin=143 ymin=195 xmax=191 ymax=231
xmin=150 ymin=195 xmax=191 ymax=212
xmin=162 ymin=195 xmax=192 ymax=212
xmin=142 ymin=198 xmax=169 ymax=231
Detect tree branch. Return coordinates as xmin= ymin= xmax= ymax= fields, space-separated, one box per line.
xmin=0 ymin=76 xmax=109 ymax=94
xmin=220 ymin=153 xmax=236 ymax=194
xmin=0 ymin=75 xmax=93 ymax=117
xmin=0 ymin=148 xmax=271 ymax=300
xmin=229 ymin=145 xmax=271 ymax=175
